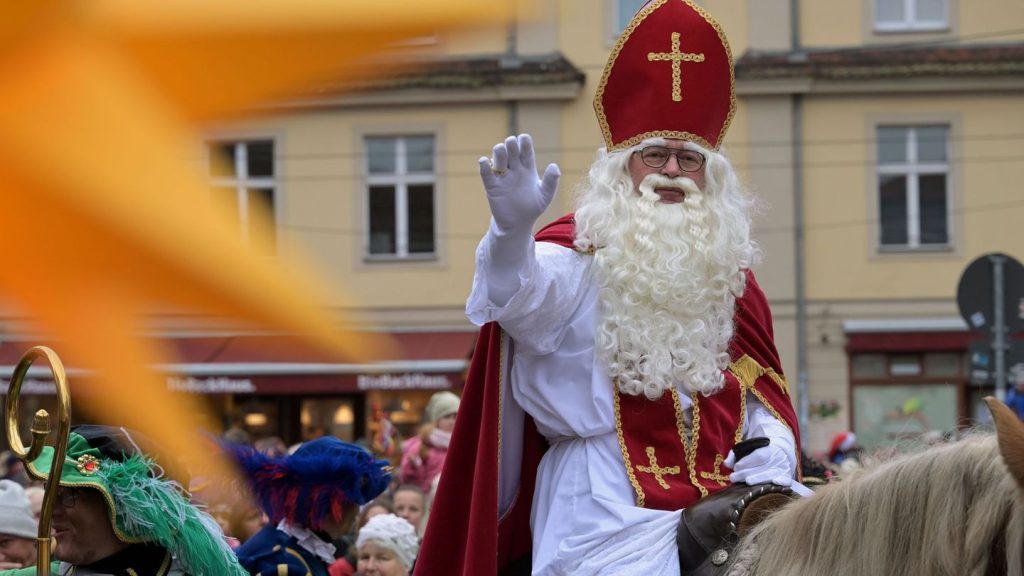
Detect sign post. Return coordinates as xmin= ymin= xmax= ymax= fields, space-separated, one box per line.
xmin=957 ymin=252 xmax=1024 ymax=400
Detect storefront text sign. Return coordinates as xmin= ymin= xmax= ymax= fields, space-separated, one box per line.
xmin=167 ymin=376 xmax=256 ymax=394
xmin=357 ymin=373 xmax=450 ymax=390
xmin=0 ymin=377 xmax=256 ymax=395
xmin=0 ymin=378 xmax=63 ymax=395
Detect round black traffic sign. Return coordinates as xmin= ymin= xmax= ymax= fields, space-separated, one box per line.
xmin=956 ymin=252 xmax=1024 ymax=333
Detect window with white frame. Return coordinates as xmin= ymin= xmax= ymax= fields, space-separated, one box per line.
xmin=875 ymin=0 xmax=948 ymax=32
xmin=877 ymin=125 xmax=950 ymax=249
xmin=365 ymin=135 xmax=436 ymax=259
xmin=208 ymin=140 xmax=276 ymax=250
xmin=615 ymin=0 xmax=649 ymax=35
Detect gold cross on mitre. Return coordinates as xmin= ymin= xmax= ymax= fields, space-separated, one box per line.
xmin=699 ymin=453 xmax=731 ymax=486
xmin=636 ymin=446 xmax=680 ymax=490
xmin=647 ymin=32 xmax=705 ymax=102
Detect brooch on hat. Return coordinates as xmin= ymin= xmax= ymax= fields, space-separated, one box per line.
xmin=76 ymin=454 xmax=101 ymax=475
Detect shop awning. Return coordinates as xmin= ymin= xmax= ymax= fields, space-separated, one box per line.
xmin=0 ymin=331 xmax=477 ymax=395
xmin=843 ymin=318 xmax=1022 ymax=352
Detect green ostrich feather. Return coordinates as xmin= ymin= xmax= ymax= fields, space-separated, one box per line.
xmin=97 ymin=454 xmax=247 ymax=576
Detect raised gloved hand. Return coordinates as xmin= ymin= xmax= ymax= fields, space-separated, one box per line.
xmin=724 ymin=440 xmax=795 ymax=487
xmin=478 ymin=134 xmax=561 ymax=234
xmin=478 ymin=134 xmax=561 ymax=307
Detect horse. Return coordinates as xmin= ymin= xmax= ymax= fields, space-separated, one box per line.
xmin=724 ymin=397 xmax=1024 ymax=576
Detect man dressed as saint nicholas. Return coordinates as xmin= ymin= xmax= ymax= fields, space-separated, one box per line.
xmin=417 ymin=1 xmax=808 ymax=575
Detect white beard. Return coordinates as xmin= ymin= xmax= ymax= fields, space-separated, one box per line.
xmin=575 ymin=164 xmax=756 ymax=400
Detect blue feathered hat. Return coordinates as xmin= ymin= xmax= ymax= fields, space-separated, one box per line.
xmin=226 ymin=436 xmax=391 ymax=530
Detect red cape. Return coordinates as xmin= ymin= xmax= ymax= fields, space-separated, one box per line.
xmin=415 ymin=214 xmax=800 ymax=575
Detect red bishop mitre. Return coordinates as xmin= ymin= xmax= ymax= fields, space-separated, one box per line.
xmin=594 ymin=0 xmax=736 ymax=151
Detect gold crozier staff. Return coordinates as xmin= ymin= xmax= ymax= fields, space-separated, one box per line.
xmin=5 ymin=346 xmax=72 ymax=576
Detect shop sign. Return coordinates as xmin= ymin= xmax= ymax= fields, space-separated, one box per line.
xmin=356 ymin=373 xmax=451 ymax=390
xmin=166 ymin=376 xmax=257 ymax=393
xmin=0 ymin=376 xmax=258 ymax=395
xmin=0 ymin=378 xmax=63 ymax=395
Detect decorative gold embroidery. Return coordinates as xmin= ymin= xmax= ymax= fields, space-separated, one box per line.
xmin=636 ymin=446 xmax=680 ymax=490
xmin=677 ymin=389 xmax=708 ymax=497
xmin=728 ymin=354 xmax=798 ymax=474
xmin=747 ymin=386 xmax=802 ymax=478
xmin=497 ymin=330 xmax=519 ymax=524
xmin=497 ymin=330 xmax=506 ymax=475
xmin=728 ymin=355 xmax=759 ymax=443
xmin=593 ymin=0 xmax=736 ymax=152
xmin=729 ymin=354 xmax=790 ymax=397
xmin=728 ymin=355 xmax=761 ymax=388
xmin=765 ymin=368 xmax=789 ymax=395
xmin=284 ymin=547 xmax=313 ymax=576
xmin=699 ymin=453 xmax=730 ymax=486
xmin=76 ymin=454 xmax=100 ymax=475
xmin=157 ymin=549 xmax=172 ymax=576
xmin=613 ymin=389 xmax=647 ymax=507
xmin=647 ymin=31 xmax=705 ymax=102
xmin=734 ymin=384 xmax=747 ymax=444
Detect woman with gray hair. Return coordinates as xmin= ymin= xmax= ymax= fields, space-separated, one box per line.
xmin=355 ymin=514 xmax=419 ymax=576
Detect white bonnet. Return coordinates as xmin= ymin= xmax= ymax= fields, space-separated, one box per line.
xmin=425 ymin=391 xmax=460 ymax=424
xmin=356 ymin=513 xmax=419 ymax=569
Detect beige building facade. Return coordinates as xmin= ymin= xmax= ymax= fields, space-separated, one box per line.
xmin=132 ymin=0 xmax=1023 ymax=453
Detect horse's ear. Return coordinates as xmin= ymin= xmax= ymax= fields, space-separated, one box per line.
xmin=985 ymin=396 xmax=1024 ymax=488
xmin=736 ymin=492 xmax=794 ymax=537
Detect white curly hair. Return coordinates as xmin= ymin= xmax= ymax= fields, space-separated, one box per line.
xmin=574 ymin=138 xmax=759 ymax=399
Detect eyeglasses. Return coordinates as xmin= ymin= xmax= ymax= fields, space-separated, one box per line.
xmin=56 ymin=487 xmax=79 ymax=508
xmin=634 ymin=146 xmax=705 ymax=172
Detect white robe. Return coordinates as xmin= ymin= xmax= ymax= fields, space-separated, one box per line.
xmin=467 ymin=233 xmax=794 ymax=576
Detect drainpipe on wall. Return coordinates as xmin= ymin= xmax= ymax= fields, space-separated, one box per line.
xmin=790 ymin=0 xmax=810 ymax=441
xmin=502 ymin=0 xmax=520 ymax=136
xmin=793 ymin=95 xmax=808 ymax=442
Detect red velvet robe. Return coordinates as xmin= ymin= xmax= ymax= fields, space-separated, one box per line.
xmin=415 ymin=214 xmax=800 ymax=575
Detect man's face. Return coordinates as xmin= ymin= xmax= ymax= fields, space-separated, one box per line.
xmin=627 ymin=139 xmax=706 ymax=202
xmin=52 ymin=487 xmax=126 ymax=565
xmin=0 ymin=534 xmax=35 ymax=567
xmin=319 ymin=502 xmax=358 ymax=540
xmin=236 ymin=504 xmax=267 ymax=541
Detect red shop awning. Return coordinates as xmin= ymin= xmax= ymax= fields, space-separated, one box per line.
xmin=0 ymin=331 xmax=478 ymax=395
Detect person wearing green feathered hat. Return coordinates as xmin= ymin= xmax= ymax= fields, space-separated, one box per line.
xmin=1 ymin=424 xmax=247 ymax=576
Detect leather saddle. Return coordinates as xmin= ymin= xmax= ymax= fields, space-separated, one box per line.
xmin=676 ymin=482 xmax=796 ymax=576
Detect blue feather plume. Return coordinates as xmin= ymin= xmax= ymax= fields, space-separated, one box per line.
xmin=223 ymin=436 xmax=391 ymax=529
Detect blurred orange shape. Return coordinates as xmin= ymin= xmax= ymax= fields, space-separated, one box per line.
xmin=0 ymin=0 xmax=516 ymax=479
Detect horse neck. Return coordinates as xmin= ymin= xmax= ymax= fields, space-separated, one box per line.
xmin=727 ymin=435 xmax=1020 ymax=576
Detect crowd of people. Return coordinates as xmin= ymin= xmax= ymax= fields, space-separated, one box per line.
xmin=0 ymin=385 xmax=458 ymax=576
xmin=189 ymin=387 xmax=459 ymax=576
xmin=0 ymin=386 xmax=873 ymax=576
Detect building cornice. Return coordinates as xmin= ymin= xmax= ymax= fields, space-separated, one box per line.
xmin=736 ymin=42 xmax=1024 ymax=96
xmin=263 ymin=52 xmax=586 ymax=110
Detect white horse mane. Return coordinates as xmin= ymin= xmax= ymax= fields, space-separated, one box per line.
xmin=726 ymin=432 xmax=1024 ymax=576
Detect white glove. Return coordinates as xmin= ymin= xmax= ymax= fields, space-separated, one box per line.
xmin=478 ymin=134 xmax=561 ymax=234
xmin=724 ymin=441 xmax=794 ymax=487
xmin=478 ymin=134 xmax=560 ymax=306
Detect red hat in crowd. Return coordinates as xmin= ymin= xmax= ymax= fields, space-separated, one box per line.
xmin=594 ymin=0 xmax=736 ymax=152
xmin=829 ymin=431 xmax=857 ymax=460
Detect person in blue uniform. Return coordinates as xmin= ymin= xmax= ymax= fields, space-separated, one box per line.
xmin=230 ymin=436 xmax=391 ymax=576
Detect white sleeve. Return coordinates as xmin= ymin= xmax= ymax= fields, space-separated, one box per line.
xmin=466 ymin=234 xmax=590 ymax=356
xmin=743 ymin=393 xmax=798 ymax=477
